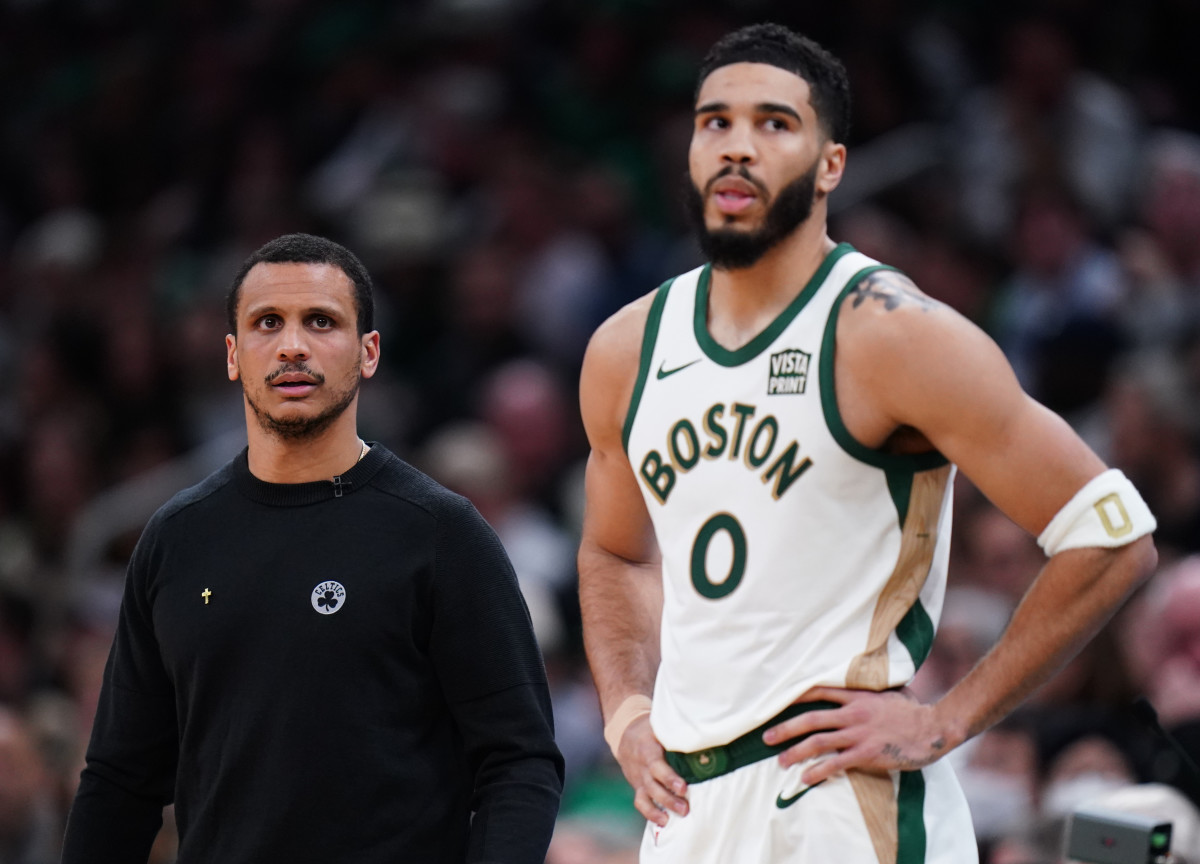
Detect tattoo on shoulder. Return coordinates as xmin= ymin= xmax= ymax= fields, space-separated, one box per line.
xmin=848 ymin=271 xmax=936 ymax=313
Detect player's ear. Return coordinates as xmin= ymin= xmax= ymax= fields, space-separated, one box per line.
xmin=226 ymin=334 xmax=239 ymax=382
xmin=815 ymin=140 xmax=846 ymax=196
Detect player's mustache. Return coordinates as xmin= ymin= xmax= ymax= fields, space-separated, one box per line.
xmin=704 ymin=164 xmax=769 ymax=198
xmin=265 ymin=362 xmax=326 ymax=384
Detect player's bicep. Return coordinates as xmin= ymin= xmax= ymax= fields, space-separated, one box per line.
xmin=580 ymin=446 xmax=660 ymax=566
xmin=865 ymin=298 xmax=1107 ymax=536
xmin=933 ymin=390 xmax=1107 ymax=536
xmin=578 ymin=297 xmax=660 ymax=567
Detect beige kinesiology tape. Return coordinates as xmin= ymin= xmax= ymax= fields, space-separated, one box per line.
xmin=604 ymin=694 xmax=653 ymax=758
xmin=1037 ymin=469 xmax=1157 ymax=557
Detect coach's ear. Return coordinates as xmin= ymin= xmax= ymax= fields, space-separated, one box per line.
xmin=226 ymin=334 xmax=239 ymax=382
xmin=359 ymin=330 xmax=380 ymax=380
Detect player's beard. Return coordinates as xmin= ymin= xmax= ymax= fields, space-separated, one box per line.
xmin=684 ymin=161 xmax=818 ymax=270
xmin=243 ymin=363 xmax=360 ymax=441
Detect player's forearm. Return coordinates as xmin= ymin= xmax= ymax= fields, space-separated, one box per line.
xmin=933 ymin=536 xmax=1156 ymax=747
xmin=578 ymin=542 xmax=663 ymax=719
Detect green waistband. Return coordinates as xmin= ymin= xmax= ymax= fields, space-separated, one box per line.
xmin=664 ymin=700 xmax=838 ymax=784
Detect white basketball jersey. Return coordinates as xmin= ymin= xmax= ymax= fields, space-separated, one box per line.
xmin=624 ymin=244 xmax=956 ymax=753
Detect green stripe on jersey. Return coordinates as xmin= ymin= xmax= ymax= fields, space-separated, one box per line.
xmin=885 ymin=469 xmax=913 ymax=528
xmin=897 ymin=600 xmax=935 ymax=671
xmin=897 ymin=770 xmax=927 ymax=864
xmin=818 ymin=267 xmax=949 ymax=488
xmin=622 ymin=278 xmax=674 ymax=455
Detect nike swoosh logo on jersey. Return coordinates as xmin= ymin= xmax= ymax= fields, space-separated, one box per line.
xmin=775 ymin=779 xmax=825 ymax=809
xmin=657 ymin=359 xmax=701 ymax=379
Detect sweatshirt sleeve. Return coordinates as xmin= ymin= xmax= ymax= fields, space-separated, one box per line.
xmin=61 ymin=526 xmax=179 ymax=864
xmin=429 ymin=496 xmax=564 ymax=864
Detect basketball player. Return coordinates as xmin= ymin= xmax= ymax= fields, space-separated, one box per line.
xmin=577 ymin=23 xmax=1157 ymax=864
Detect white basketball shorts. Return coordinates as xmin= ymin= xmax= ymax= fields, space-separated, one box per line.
xmin=640 ymin=755 xmax=978 ymax=864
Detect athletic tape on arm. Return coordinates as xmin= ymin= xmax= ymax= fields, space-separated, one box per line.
xmin=1037 ymin=469 xmax=1156 ymax=557
xmin=603 ymin=694 xmax=652 ymax=758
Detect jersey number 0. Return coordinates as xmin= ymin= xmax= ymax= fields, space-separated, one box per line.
xmin=690 ymin=512 xmax=747 ymax=599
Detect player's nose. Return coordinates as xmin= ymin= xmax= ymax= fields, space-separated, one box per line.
xmin=720 ymin=121 xmax=757 ymax=165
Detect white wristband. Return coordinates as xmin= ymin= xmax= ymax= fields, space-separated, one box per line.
xmin=1037 ymin=469 xmax=1156 ymax=557
xmin=603 ymin=695 xmax=652 ymax=758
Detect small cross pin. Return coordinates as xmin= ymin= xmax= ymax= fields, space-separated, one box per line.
xmin=201 ymin=588 xmax=212 ymax=605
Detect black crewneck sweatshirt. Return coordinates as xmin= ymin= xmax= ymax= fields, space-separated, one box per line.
xmin=62 ymin=444 xmax=563 ymax=863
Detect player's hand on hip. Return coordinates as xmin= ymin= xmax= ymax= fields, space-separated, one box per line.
xmin=762 ymin=687 xmax=950 ymax=784
xmin=616 ymin=714 xmax=689 ymax=826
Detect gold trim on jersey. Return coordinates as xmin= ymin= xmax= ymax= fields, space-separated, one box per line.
xmin=849 ymin=771 xmax=899 ymax=864
xmin=845 ymin=464 xmax=953 ymax=691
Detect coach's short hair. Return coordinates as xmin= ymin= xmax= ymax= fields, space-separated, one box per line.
xmin=696 ymin=23 xmax=852 ymax=145
xmin=226 ymin=233 xmax=375 ymax=336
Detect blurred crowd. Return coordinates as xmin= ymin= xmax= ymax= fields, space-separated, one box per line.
xmin=2 ymin=1 xmax=1200 ymax=862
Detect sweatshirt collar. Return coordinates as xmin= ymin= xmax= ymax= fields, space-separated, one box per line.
xmin=232 ymin=442 xmax=389 ymax=506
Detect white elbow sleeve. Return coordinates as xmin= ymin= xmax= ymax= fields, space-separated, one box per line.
xmin=1037 ymin=469 xmax=1156 ymax=557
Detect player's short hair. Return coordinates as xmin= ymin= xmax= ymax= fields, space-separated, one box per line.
xmin=226 ymin=233 xmax=375 ymax=336
xmin=696 ymin=23 xmax=852 ymax=145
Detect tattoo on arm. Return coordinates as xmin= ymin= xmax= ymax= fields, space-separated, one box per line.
xmin=881 ymin=743 xmax=929 ymax=770
xmin=848 ymin=271 xmax=937 ymax=312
